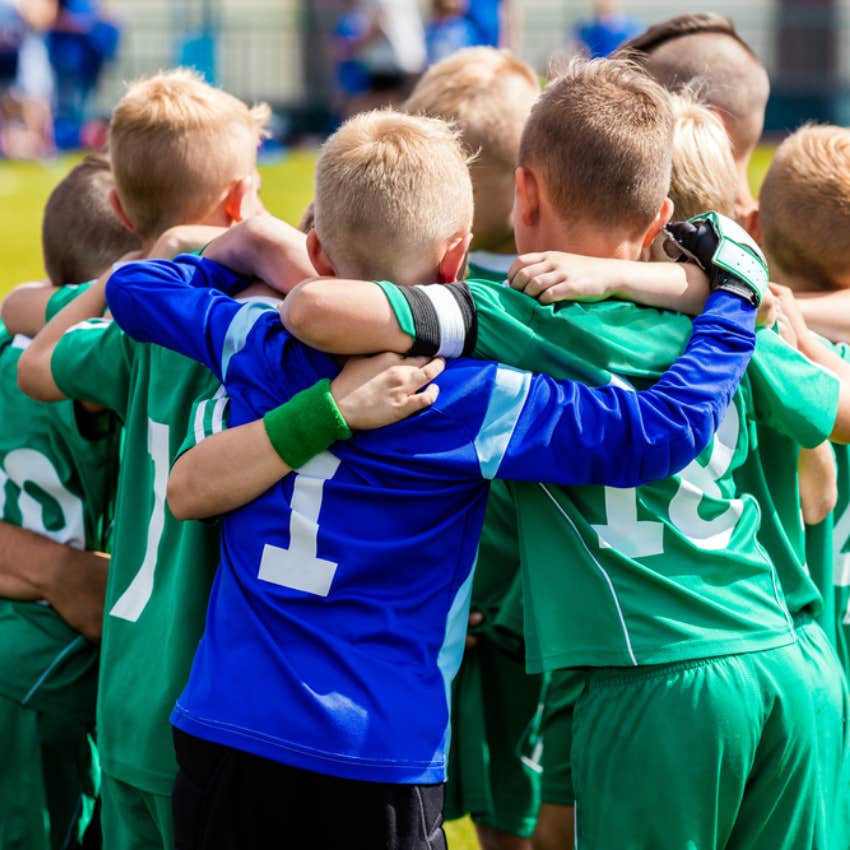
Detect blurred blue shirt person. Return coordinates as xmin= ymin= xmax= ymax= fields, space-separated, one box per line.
xmin=426 ymin=0 xmax=478 ymax=65
xmin=576 ymin=0 xmax=642 ymax=58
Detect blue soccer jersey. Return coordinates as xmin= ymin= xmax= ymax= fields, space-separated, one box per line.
xmin=105 ymin=256 xmax=756 ymax=784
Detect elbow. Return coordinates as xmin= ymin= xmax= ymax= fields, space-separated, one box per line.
xmin=17 ymin=348 xmax=58 ymax=402
xmin=166 ymin=469 xmax=195 ymax=521
xmin=802 ymin=481 xmax=838 ymax=526
xmin=280 ymin=282 xmax=333 ymax=348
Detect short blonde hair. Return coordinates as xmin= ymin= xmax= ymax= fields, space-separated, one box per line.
xmin=314 ymin=110 xmax=473 ymax=279
xmin=109 ymin=69 xmax=270 ymax=239
xmin=668 ymin=91 xmax=737 ymax=220
xmin=519 ymin=58 xmax=673 ymax=234
xmin=760 ymin=124 xmax=850 ymax=285
xmin=404 ymin=47 xmax=539 ymax=172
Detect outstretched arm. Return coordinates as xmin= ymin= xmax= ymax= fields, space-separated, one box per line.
xmin=168 ymin=354 xmax=444 ymax=519
xmin=1 ymin=281 xmax=59 ymax=338
xmin=796 ymin=289 xmax=850 ymax=344
xmin=487 ymin=291 xmax=757 ymax=487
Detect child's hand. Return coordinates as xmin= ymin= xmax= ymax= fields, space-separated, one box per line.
xmin=756 ymin=287 xmax=778 ymax=329
xmin=769 ymin=283 xmax=811 ymax=350
xmin=331 ymin=353 xmax=445 ymax=430
xmin=508 ymin=252 xmax=620 ymax=305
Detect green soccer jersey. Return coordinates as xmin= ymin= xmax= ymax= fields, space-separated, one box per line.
xmin=48 ymin=297 xmax=224 ymax=795
xmin=735 ymin=425 xmax=822 ymax=619
xmin=0 ymin=323 xmax=118 ymax=717
xmin=465 ymin=253 xmax=525 ymax=650
xmin=384 ymin=280 xmax=840 ymax=671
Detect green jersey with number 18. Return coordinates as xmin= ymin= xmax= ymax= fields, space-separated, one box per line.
xmin=409 ymin=281 xmax=839 ymax=671
xmin=46 ymin=287 xmax=225 ymax=796
xmin=0 ymin=321 xmax=117 ymax=718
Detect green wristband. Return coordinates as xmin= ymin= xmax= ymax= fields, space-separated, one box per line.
xmin=263 ymin=379 xmax=352 ymax=469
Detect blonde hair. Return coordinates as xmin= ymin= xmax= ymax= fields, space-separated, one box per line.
xmin=314 ymin=110 xmax=473 ymax=280
xmin=760 ymin=124 xmax=850 ymax=285
xmin=519 ymin=57 xmax=673 ymax=234
xmin=109 ymin=69 xmax=270 ymax=239
xmin=668 ymin=91 xmax=737 ymax=220
xmin=405 ymin=47 xmax=539 ymax=172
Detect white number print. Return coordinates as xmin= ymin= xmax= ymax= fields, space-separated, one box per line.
xmin=0 ymin=449 xmax=85 ymax=547
xmin=593 ymin=404 xmax=743 ymax=556
xmin=258 ymin=452 xmax=340 ymax=597
xmin=110 ymin=420 xmax=170 ymax=622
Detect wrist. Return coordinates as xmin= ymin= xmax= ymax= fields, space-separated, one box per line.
xmin=263 ymin=379 xmax=352 ymax=468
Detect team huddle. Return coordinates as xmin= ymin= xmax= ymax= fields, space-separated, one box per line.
xmin=2 ymin=10 xmax=850 ymax=850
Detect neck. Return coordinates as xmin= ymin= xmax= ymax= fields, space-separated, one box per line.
xmin=526 ymin=214 xmax=643 ymax=261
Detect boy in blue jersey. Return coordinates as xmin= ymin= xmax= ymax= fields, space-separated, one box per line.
xmin=104 ymin=107 xmax=764 ymax=850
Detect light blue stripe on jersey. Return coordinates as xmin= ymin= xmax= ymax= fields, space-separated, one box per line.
xmin=436 ymin=557 xmax=477 ymax=752
xmin=474 ymin=366 xmax=532 ymax=479
xmin=222 ymin=302 xmax=275 ymax=379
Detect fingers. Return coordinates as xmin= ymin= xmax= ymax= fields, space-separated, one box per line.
xmin=510 ymin=260 xmax=558 ymax=294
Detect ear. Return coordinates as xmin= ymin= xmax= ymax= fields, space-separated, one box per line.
xmin=640 ymin=197 xmax=674 ymax=252
xmin=743 ymin=207 xmax=761 ymax=244
xmin=514 ymin=166 xmax=540 ymax=228
xmin=109 ymin=188 xmax=136 ymax=233
xmin=223 ymin=176 xmax=255 ymax=224
xmin=438 ymin=231 xmax=473 ymax=283
xmin=306 ymin=229 xmax=336 ymax=277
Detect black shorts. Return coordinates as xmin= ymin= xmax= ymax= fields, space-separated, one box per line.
xmin=172 ymin=728 xmax=447 ymax=850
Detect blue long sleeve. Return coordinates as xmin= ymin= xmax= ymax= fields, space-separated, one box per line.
xmin=488 ymin=291 xmax=756 ymax=488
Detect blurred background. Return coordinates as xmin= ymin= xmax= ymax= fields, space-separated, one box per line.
xmin=0 ymin=0 xmax=845 ymax=288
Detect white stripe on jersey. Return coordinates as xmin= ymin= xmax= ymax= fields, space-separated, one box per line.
xmin=474 ymin=366 xmax=531 ymax=479
xmin=221 ymin=301 xmax=276 ymax=380
xmin=539 ymin=482 xmax=639 ymax=666
xmin=420 ymin=285 xmax=467 ymax=359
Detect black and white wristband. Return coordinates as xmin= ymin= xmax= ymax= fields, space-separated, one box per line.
xmin=397 ymin=282 xmax=478 ymax=358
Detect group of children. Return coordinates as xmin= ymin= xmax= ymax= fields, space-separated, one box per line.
xmin=1 ymin=10 xmax=850 ymax=850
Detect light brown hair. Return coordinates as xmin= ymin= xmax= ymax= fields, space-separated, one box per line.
xmin=668 ymin=91 xmax=737 ymax=220
xmin=618 ymin=13 xmax=769 ymax=161
xmin=518 ymin=57 xmax=673 ymax=234
xmin=109 ymin=69 xmax=270 ymax=240
xmin=404 ymin=47 xmax=539 ymax=173
xmin=314 ymin=110 xmax=473 ymax=280
xmin=42 ymin=153 xmax=142 ymax=285
xmin=759 ymin=124 xmax=850 ymax=286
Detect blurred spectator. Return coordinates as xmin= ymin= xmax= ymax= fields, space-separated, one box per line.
xmin=48 ymin=0 xmax=122 ymax=149
xmin=465 ymin=0 xmax=499 ymax=45
xmin=0 ymin=0 xmax=56 ymax=158
xmin=335 ymin=0 xmax=425 ymax=113
xmin=575 ymin=0 xmax=643 ymax=58
xmin=426 ymin=0 xmax=477 ymax=65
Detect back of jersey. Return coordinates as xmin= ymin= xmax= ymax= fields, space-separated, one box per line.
xmin=469 ymin=282 xmax=808 ymax=671
xmin=0 ymin=324 xmax=117 ymax=717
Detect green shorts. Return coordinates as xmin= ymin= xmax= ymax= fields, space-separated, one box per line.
xmin=539 ymin=669 xmax=585 ymax=806
xmin=795 ymin=615 xmax=850 ymax=850
xmin=444 ymin=638 xmax=545 ymax=838
xmin=0 ymin=694 xmax=97 ymax=850
xmin=572 ymin=642 xmax=825 ymax=850
xmin=101 ymin=772 xmax=174 ymax=850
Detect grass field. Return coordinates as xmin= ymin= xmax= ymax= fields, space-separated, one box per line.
xmin=0 ymin=144 xmax=777 ymax=850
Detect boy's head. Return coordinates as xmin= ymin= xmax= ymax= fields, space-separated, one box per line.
xmin=758 ymin=125 xmax=850 ymax=291
xmin=668 ymin=90 xmax=737 ymax=221
xmin=515 ymin=57 xmax=674 ymax=259
xmin=619 ymin=13 xmax=768 ymax=223
xmin=108 ymin=69 xmax=270 ymax=243
xmin=42 ymin=153 xmax=142 ymax=286
xmin=404 ymin=47 xmax=540 ymax=251
xmin=310 ymin=109 xmax=473 ymax=285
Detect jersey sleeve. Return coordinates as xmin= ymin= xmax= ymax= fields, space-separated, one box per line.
xmin=51 ymin=318 xmax=134 ymax=417
xmin=476 ymin=291 xmax=757 ymax=487
xmin=174 ymin=387 xmax=230 ymax=463
xmin=45 ymin=281 xmax=94 ymax=321
xmin=105 ymin=255 xmax=269 ymax=382
xmin=747 ymin=329 xmax=840 ymax=448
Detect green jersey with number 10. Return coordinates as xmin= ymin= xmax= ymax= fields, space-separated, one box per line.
xmin=0 ymin=322 xmax=118 ymax=717
xmin=460 ymin=282 xmax=838 ymax=671
xmin=47 ymin=288 xmax=223 ymax=796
